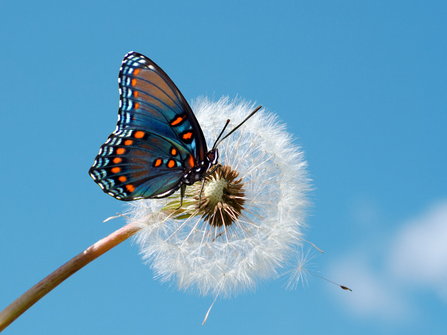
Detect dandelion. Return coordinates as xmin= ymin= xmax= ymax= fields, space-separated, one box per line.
xmin=0 ymin=97 xmax=311 ymax=330
xmin=128 ymin=97 xmax=311 ymax=298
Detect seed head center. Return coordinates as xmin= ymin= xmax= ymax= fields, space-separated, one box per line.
xmin=204 ymin=178 xmax=227 ymax=207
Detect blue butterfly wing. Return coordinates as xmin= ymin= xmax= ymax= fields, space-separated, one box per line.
xmin=89 ymin=52 xmax=208 ymax=201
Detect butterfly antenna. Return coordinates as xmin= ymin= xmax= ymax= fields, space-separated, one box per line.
xmin=214 ymin=105 xmax=262 ymax=149
xmin=212 ymin=119 xmax=231 ymax=150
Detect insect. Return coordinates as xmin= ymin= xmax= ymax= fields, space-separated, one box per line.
xmin=89 ymin=51 xmax=259 ymax=205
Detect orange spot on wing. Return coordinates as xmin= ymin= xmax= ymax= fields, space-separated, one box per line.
xmin=116 ymin=148 xmax=126 ymax=155
xmin=133 ymin=91 xmax=139 ymax=98
xmin=168 ymin=160 xmax=175 ymax=168
xmin=113 ymin=157 xmax=122 ymax=164
xmin=133 ymin=69 xmax=140 ymax=75
xmin=134 ymin=131 xmax=145 ymax=138
xmin=119 ymin=176 xmax=127 ymax=182
xmin=171 ymin=148 xmax=177 ymax=156
xmin=154 ymin=159 xmax=162 ymax=167
xmin=134 ymin=102 xmax=140 ymax=109
xmin=182 ymin=132 xmax=193 ymax=140
xmin=125 ymin=140 xmax=133 ymax=145
xmin=131 ymin=79 xmax=137 ymax=86
xmin=126 ymin=184 xmax=135 ymax=192
xmin=111 ymin=167 xmax=121 ymax=173
xmin=171 ymin=116 xmax=184 ymax=126
xmin=188 ymin=154 xmax=195 ymax=168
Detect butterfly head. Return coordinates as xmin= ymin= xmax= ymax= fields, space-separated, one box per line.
xmin=182 ymin=149 xmax=219 ymax=186
xmin=206 ymin=148 xmax=219 ymax=166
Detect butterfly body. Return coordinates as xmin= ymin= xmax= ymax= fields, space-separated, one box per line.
xmin=89 ymin=52 xmax=217 ymax=201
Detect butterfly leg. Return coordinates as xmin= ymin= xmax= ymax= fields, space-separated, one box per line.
xmin=177 ymin=184 xmax=186 ymax=210
xmin=218 ymin=165 xmax=236 ymax=187
xmin=198 ymin=179 xmax=207 ymax=208
xmin=204 ymin=164 xmax=235 ymax=187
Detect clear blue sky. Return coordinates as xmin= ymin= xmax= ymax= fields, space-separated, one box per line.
xmin=1 ymin=1 xmax=446 ymax=334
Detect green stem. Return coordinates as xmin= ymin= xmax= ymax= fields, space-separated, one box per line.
xmin=0 ymin=221 xmax=141 ymax=332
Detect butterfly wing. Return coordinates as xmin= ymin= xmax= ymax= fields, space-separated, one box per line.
xmin=89 ymin=51 xmax=208 ymax=200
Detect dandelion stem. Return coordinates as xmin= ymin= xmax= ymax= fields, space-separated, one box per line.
xmin=0 ymin=221 xmax=141 ymax=332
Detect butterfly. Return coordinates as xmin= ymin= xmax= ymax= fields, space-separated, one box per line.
xmin=89 ymin=51 xmax=260 ymax=205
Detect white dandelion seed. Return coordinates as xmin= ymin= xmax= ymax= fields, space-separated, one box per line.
xmin=127 ymin=97 xmax=311 ymax=298
xmin=284 ymin=248 xmax=314 ymax=290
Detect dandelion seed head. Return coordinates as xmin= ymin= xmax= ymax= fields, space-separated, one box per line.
xmin=197 ymin=165 xmax=245 ymax=227
xmin=127 ymin=97 xmax=311 ymax=297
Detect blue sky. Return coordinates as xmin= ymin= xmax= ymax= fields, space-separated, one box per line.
xmin=1 ymin=1 xmax=446 ymax=334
